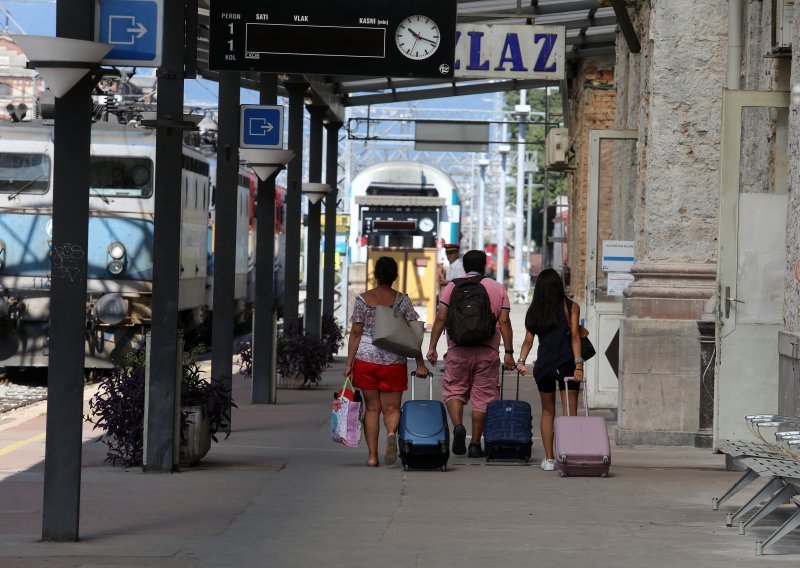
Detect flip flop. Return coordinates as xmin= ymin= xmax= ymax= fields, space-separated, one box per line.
xmin=384 ymin=433 xmax=398 ymax=466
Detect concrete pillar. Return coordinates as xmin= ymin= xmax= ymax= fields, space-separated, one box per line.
xmin=323 ymin=121 xmax=342 ymax=321
xmin=614 ymin=0 xmax=727 ymax=445
xmin=282 ymin=80 xmax=308 ymax=328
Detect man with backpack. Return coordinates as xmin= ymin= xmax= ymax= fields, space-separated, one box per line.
xmin=426 ymin=250 xmax=515 ymax=458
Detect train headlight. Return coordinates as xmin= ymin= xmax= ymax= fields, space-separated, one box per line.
xmin=95 ymin=293 xmax=127 ymax=325
xmin=107 ymin=259 xmax=125 ymax=275
xmin=108 ymin=242 xmax=126 ymax=260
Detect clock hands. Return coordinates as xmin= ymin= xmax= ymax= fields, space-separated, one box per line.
xmin=407 ymin=27 xmax=438 ymax=46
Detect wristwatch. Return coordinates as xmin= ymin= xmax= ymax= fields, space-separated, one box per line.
xmin=504 ymin=349 xmax=514 ymax=354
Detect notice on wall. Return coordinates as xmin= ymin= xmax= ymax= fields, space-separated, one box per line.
xmin=601 ymin=240 xmax=635 ymax=272
xmin=607 ymin=272 xmax=635 ymax=296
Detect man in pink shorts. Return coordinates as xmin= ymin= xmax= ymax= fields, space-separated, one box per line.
xmin=427 ymin=250 xmax=515 ymax=458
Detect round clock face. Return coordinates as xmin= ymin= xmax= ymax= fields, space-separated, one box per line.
xmin=418 ymin=217 xmax=435 ymax=232
xmin=395 ymin=15 xmax=441 ymax=60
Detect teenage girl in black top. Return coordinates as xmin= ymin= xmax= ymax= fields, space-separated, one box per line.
xmin=516 ymin=269 xmax=584 ymax=470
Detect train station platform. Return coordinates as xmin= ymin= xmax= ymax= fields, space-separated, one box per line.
xmin=2 ymin=315 xmax=800 ymax=566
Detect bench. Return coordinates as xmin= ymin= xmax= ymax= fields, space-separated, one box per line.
xmin=714 ymin=416 xmax=800 ymax=555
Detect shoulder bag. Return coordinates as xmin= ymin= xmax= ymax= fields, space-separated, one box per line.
xmin=563 ymin=300 xmax=596 ymax=361
xmin=372 ymin=294 xmax=425 ymax=358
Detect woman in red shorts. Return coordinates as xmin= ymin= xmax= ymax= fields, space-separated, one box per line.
xmin=345 ymin=256 xmax=429 ymax=467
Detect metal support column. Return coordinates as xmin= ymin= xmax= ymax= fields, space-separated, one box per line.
xmin=143 ymin=0 xmax=186 ymax=473
xmin=41 ymin=0 xmax=93 ymax=540
xmin=305 ymin=106 xmax=326 ymax=338
xmin=252 ymin=74 xmax=278 ymax=404
xmin=211 ymin=72 xmax=240 ymax=424
xmin=322 ymin=121 xmax=342 ymax=321
xmin=513 ymin=91 xmax=529 ymax=300
xmin=478 ymin=159 xmax=488 ymax=248
xmin=282 ymin=80 xmax=307 ymax=328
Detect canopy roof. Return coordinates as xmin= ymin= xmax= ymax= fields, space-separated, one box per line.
xmin=194 ymin=0 xmax=633 ymax=120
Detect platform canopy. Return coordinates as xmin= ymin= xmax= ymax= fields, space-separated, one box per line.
xmin=194 ymin=0 xmax=632 ymax=121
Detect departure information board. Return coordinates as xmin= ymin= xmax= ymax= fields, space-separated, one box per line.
xmin=208 ymin=0 xmax=457 ymax=78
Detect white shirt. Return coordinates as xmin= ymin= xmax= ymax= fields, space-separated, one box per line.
xmin=446 ymin=257 xmax=466 ymax=280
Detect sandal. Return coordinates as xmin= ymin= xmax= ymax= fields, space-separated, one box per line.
xmin=384 ymin=433 xmax=398 ymax=466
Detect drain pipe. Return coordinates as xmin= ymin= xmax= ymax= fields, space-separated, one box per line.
xmin=727 ymin=0 xmax=742 ymax=90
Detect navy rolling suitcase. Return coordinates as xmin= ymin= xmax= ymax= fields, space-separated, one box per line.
xmin=398 ymin=372 xmax=450 ymax=472
xmin=484 ymin=369 xmax=533 ymax=462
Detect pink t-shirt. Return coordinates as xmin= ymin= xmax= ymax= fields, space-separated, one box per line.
xmin=439 ymin=273 xmax=510 ymax=350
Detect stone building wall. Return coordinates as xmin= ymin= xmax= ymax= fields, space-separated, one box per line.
xmin=614 ymin=0 xmax=728 ymax=445
xmin=567 ymin=60 xmax=616 ymax=305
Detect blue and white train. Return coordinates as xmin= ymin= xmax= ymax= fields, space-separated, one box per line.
xmin=0 ymin=120 xmax=255 ymax=368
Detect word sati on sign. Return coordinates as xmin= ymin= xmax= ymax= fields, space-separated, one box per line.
xmin=454 ymin=25 xmax=565 ymax=80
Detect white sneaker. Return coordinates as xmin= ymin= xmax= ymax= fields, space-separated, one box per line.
xmin=540 ymin=458 xmax=555 ymax=471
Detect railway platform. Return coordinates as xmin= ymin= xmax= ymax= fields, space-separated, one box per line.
xmin=1 ymin=304 xmax=799 ymax=566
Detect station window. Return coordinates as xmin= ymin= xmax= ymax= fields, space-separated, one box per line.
xmin=0 ymin=152 xmax=50 ymax=194
xmin=89 ymin=156 xmax=153 ymax=197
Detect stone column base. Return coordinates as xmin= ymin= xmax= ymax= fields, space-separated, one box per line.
xmin=614 ymin=426 xmax=700 ymax=447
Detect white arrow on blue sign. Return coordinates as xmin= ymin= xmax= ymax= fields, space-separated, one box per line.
xmin=240 ymin=105 xmax=284 ymax=149
xmin=95 ymin=0 xmax=163 ymax=67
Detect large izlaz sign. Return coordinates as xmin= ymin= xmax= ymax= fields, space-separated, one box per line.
xmin=454 ymin=25 xmax=566 ymax=80
xmin=208 ymin=0 xmax=457 ymax=78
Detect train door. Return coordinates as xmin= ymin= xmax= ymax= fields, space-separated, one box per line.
xmin=584 ymin=129 xmax=638 ymax=409
xmin=715 ymin=90 xmax=789 ymax=446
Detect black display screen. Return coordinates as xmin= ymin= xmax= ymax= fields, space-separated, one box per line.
xmin=246 ymin=24 xmax=385 ymax=58
xmin=208 ymin=0 xmax=456 ymax=78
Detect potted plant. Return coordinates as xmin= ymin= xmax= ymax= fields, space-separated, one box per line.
xmin=321 ymin=314 xmax=345 ymax=361
xmin=275 ymin=327 xmax=329 ymax=388
xmin=86 ymin=345 xmax=235 ymax=468
xmin=235 ymin=323 xmax=332 ymax=388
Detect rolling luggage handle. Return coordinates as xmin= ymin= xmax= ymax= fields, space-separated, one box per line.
xmin=410 ymin=370 xmax=433 ymax=401
xmin=500 ymin=366 xmax=521 ymax=400
xmin=562 ymin=376 xmax=589 ymax=417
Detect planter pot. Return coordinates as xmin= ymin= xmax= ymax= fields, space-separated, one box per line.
xmin=180 ymin=405 xmax=211 ymax=466
xmin=277 ymin=372 xmax=305 ymax=389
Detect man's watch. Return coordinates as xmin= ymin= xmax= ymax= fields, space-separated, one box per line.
xmin=504 ymin=349 xmax=514 ymax=354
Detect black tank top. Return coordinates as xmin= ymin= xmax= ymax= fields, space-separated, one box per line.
xmin=532 ymin=299 xmax=574 ymax=379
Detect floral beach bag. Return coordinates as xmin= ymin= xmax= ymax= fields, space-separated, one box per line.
xmin=331 ymin=377 xmax=363 ymax=448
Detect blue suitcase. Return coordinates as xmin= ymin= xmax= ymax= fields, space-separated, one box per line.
xmin=484 ymin=369 xmax=533 ymax=462
xmin=398 ymin=372 xmax=450 ymax=472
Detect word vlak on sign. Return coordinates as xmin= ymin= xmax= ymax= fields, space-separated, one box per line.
xmin=454 ymin=24 xmax=565 ymax=80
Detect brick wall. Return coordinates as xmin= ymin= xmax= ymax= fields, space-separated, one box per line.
xmin=567 ymin=59 xmax=616 ymax=305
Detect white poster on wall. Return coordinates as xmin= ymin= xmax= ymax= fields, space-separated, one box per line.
xmin=607 ymin=272 xmax=635 ymax=296
xmin=601 ymin=240 xmax=635 ymax=272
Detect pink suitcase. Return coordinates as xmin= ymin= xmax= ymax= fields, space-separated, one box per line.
xmin=553 ymin=379 xmax=611 ymax=477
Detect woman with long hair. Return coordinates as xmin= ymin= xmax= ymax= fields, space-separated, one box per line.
xmin=345 ymin=256 xmax=429 ymax=467
xmin=516 ymin=268 xmax=584 ymax=471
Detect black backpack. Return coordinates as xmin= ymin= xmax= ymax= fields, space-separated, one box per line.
xmin=445 ymin=275 xmax=496 ymax=346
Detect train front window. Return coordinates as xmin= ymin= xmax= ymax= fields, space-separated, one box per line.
xmin=89 ymin=156 xmax=153 ymax=197
xmin=0 ymin=152 xmax=50 ymax=194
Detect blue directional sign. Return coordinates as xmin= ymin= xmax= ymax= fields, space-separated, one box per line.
xmin=240 ymin=105 xmax=284 ymax=149
xmin=95 ymin=0 xmax=162 ymax=67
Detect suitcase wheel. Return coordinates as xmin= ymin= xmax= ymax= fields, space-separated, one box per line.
xmin=403 ymin=465 xmax=410 ymax=472
xmin=441 ymin=465 xmax=447 ymax=472
xmin=601 ymin=472 xmax=608 ymax=478
xmin=559 ymin=471 xmax=567 ymax=477
xmin=524 ymin=456 xmax=529 ymax=463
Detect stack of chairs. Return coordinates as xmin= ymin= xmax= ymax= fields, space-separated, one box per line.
xmin=713 ymin=415 xmax=800 ymax=555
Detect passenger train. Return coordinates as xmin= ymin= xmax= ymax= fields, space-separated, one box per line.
xmin=0 ymin=120 xmax=278 ymax=369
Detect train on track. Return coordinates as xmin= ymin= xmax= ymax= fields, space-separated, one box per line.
xmin=0 ymin=120 xmax=283 ymax=370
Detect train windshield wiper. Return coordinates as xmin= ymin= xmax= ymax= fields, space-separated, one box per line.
xmin=90 ymin=187 xmax=110 ymax=204
xmin=6 ymin=175 xmax=44 ymax=200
